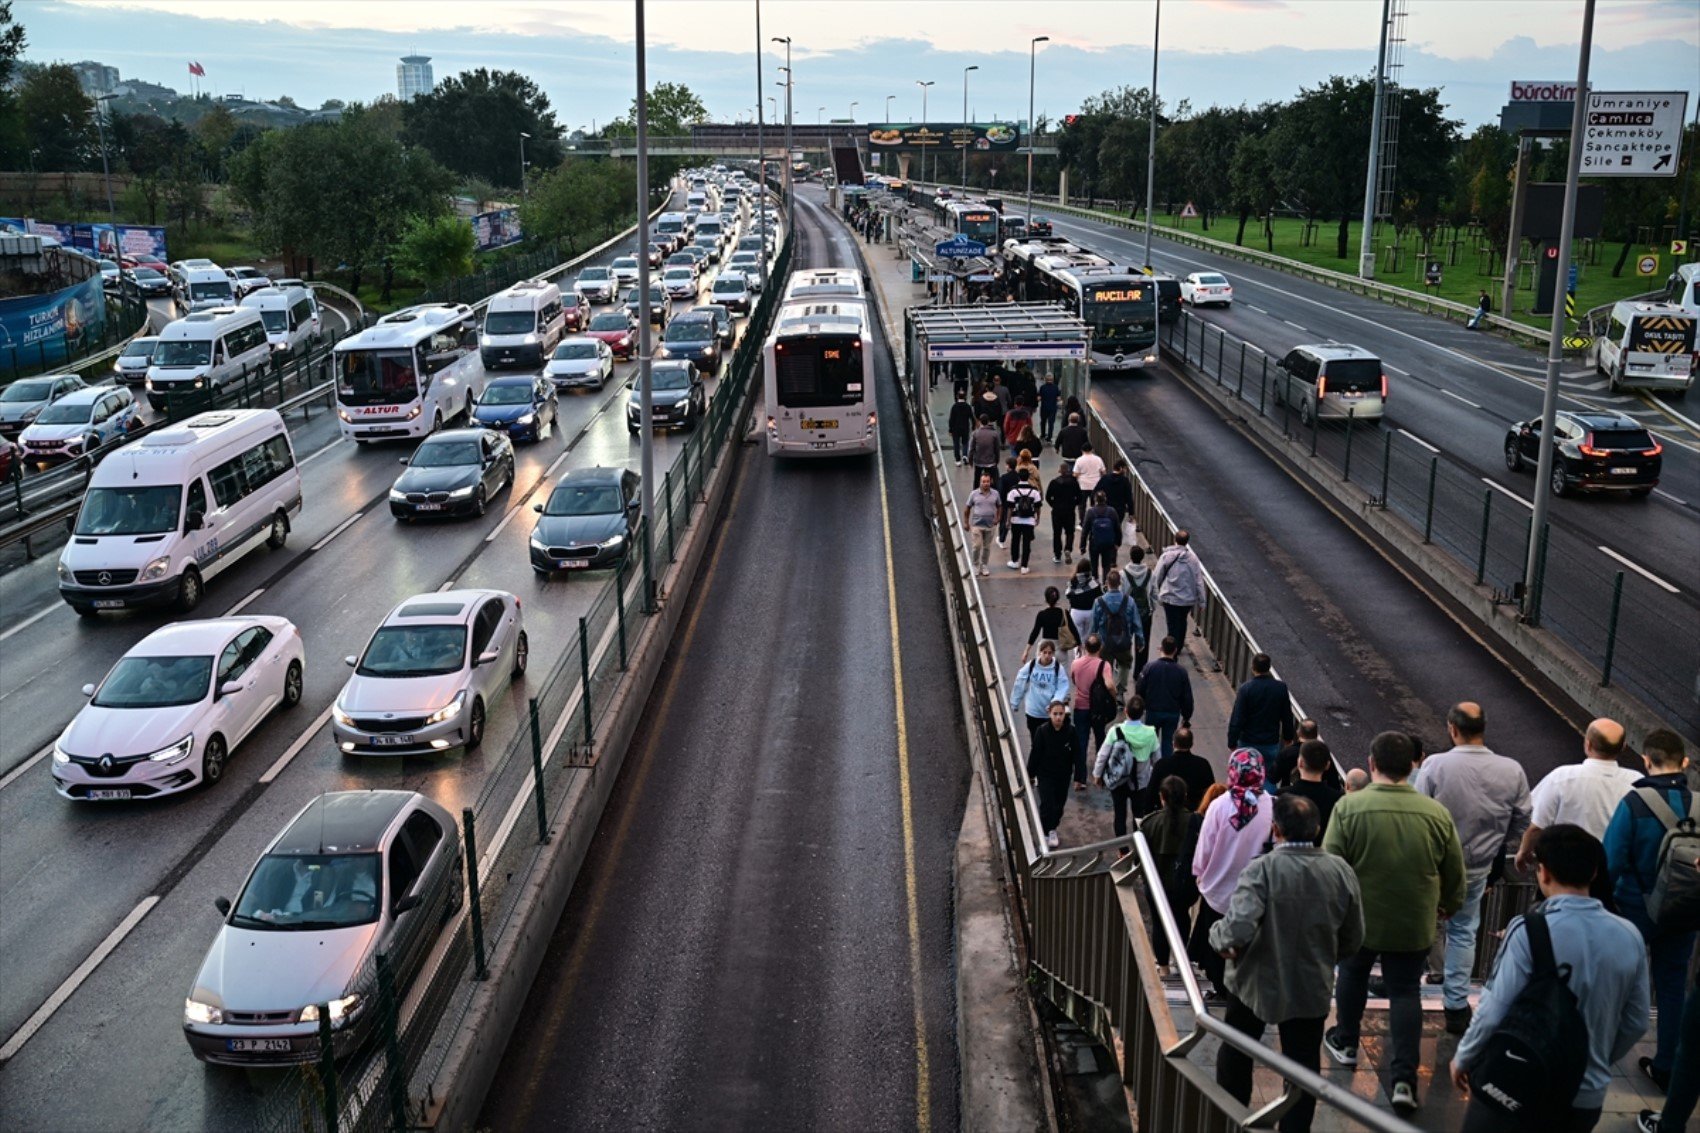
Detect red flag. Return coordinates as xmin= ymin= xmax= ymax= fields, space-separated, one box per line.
xmin=188 ymin=62 xmax=205 ymax=77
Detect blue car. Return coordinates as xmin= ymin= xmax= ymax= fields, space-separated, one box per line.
xmin=471 ymin=376 xmax=558 ymax=443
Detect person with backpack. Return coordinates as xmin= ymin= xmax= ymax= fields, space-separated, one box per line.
xmin=1091 ymin=568 xmax=1144 ymax=695
xmin=1151 ymin=529 xmax=1206 ymax=648
xmin=1010 ymin=639 xmax=1072 ymax=745
xmin=1026 ymin=700 xmax=1081 ymax=850
xmin=1140 ymin=775 xmax=1204 ymax=972
xmin=1045 ymin=463 xmax=1081 ymax=564
xmin=1094 ymin=694 xmax=1160 ymax=836
xmin=1603 ymin=738 xmax=1698 ymax=1093
xmin=1063 ymin=560 xmax=1101 ymax=659
xmin=947 ymin=391 xmax=975 ymax=466
xmin=1083 ymin=491 xmax=1122 ymax=580
xmin=1123 ymin=545 xmax=1154 ymax=677
xmin=1451 ymin=824 xmax=1650 ymax=1132
xmin=1069 ymin=634 xmax=1118 ymax=792
xmin=995 ymin=457 xmax=1023 ymax=547
xmin=1004 ymin=469 xmax=1043 ymax=574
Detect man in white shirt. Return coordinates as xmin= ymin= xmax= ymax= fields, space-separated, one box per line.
xmin=1513 ymin=717 xmax=1640 ymax=873
xmin=1071 ymin=442 xmax=1106 ymax=524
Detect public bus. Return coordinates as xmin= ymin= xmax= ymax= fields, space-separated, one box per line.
xmin=763 ymin=271 xmax=876 ymax=456
xmin=931 ymin=197 xmax=1001 ymax=247
xmin=1003 ymin=239 xmax=1159 ymax=372
xmin=332 ymin=303 xmax=489 ymax=441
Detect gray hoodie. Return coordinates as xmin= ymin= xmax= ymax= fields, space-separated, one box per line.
xmin=1152 ymin=545 xmax=1205 ymax=607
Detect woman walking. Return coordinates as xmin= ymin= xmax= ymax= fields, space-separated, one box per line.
xmin=1011 ymin=639 xmax=1071 ymax=745
xmin=1188 ymin=750 xmax=1272 ymax=998
xmin=1064 ymin=561 xmax=1102 ymax=659
xmin=1021 ymin=586 xmax=1072 ymax=662
xmin=1141 ymin=775 xmax=1204 ymax=974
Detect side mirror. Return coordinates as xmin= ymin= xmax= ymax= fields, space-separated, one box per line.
xmin=214 ymin=896 xmax=231 ymax=916
xmin=398 ymin=457 xmax=410 ymax=466
xmin=81 ymin=683 xmax=96 ymax=697
xmin=219 ymin=681 xmax=243 ymax=699
xmin=393 ymin=894 xmax=422 ymax=916
xmin=344 ymin=655 xmax=358 ymax=667
xmin=476 ymin=648 xmax=500 ymax=668
xmin=533 ymin=502 xmax=544 ymax=513
xmin=185 ymin=510 xmax=204 ymax=532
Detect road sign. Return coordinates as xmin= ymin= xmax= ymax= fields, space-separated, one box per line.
xmin=1563 ymin=334 xmax=1593 ymax=351
xmin=1580 ymin=91 xmax=1688 ymax=177
xmin=1674 ymin=239 xmax=1689 ymax=256
xmin=1568 ymin=263 xmax=1579 ymax=291
xmin=933 ymin=234 xmax=987 ymax=258
xmin=1179 ymin=201 xmax=1199 ymax=219
xmin=1637 ymin=254 xmax=1660 ymax=276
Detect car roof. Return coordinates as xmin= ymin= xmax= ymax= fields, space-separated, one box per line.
xmin=51 ymin=385 xmax=125 ymax=405
xmin=130 ymin=616 xmax=255 ymax=655
xmin=557 ymin=465 xmax=628 ymax=485
xmin=273 ymin=791 xmax=416 ymax=855
xmin=1560 ymin=409 xmax=1643 ymax=429
xmin=485 ymin=374 xmax=538 ymax=386
xmin=1294 ymin=342 xmax=1377 ymax=360
xmin=421 ymin=427 xmax=495 ymax=443
xmin=381 ymin=588 xmax=506 ymax=628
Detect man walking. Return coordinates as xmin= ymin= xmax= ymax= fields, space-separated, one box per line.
xmin=1037 ymin=373 xmax=1060 ymax=441
xmin=1226 ymin=652 xmax=1296 ymax=779
xmin=968 ymin=415 xmax=1002 ymax=485
xmin=1054 ymin=411 xmax=1089 ymax=462
xmin=1283 ymin=741 xmax=1345 ymax=838
xmin=1091 ymin=569 xmax=1143 ymax=694
xmin=1093 ymin=694 xmax=1159 ymax=838
xmin=1150 ymin=726 xmax=1215 ymax=811
xmin=962 ymin=472 xmax=1000 ymax=577
xmin=1083 ymin=491 xmax=1121 ymax=580
xmin=1004 ymin=470 xmax=1043 ymax=574
xmin=1045 ymin=462 xmax=1081 ymax=564
xmin=1135 ymin=635 xmax=1193 ymax=759
xmin=1151 ymin=530 xmax=1205 ymax=648
xmin=1211 ymin=795 xmax=1364 ymax=1133
xmin=1514 ymin=717 xmax=1640 ymax=872
xmin=1072 ymin=442 xmax=1106 ymax=524
xmin=1414 ymin=702 xmax=1532 ymax=1035
xmin=1101 ymin=458 xmax=1135 ymax=525
xmin=1452 ymin=824 xmax=1650 ymax=1133
xmin=947 ymin=391 xmax=974 ymax=466
xmin=1323 ymin=732 xmax=1467 ymax=1116
xmin=1123 ymin=545 xmax=1154 ymax=677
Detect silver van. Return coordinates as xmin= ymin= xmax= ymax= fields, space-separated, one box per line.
xmin=1276 ymin=343 xmax=1387 ymax=425
xmin=146 ymin=307 xmax=274 ymax=410
xmin=241 ymin=286 xmax=320 ymax=357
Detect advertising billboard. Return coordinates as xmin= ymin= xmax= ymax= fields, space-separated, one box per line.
xmin=0 ymin=275 xmax=108 ymax=371
xmin=473 ymin=209 xmax=522 ymax=252
xmin=866 ymin=123 xmax=1019 ymax=152
xmin=0 ymin=218 xmax=167 ymax=261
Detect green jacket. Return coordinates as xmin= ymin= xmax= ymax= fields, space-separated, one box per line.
xmin=1322 ymin=782 xmax=1467 ymax=952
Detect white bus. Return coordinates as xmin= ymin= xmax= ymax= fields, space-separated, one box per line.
xmin=784 ymin=268 xmax=866 ymax=304
xmin=763 ymin=290 xmax=877 ymax=457
xmin=1004 ymin=238 xmax=1159 ymax=372
xmin=333 ymin=303 xmax=487 ymax=442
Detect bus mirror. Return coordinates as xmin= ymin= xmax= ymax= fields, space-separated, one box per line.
xmin=185 ymin=510 xmax=204 ymax=532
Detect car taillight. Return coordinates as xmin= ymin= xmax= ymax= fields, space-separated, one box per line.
xmin=1316 ymin=377 xmax=1328 ymax=398
xmin=1380 ymin=374 xmax=1388 ymax=399
xmin=1644 ymin=440 xmax=1663 ymax=456
xmin=1579 ymin=434 xmax=1605 ymax=458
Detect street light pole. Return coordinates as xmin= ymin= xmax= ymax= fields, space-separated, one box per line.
xmin=1026 ymin=36 xmax=1049 ymax=236
xmin=850 ymin=100 xmax=858 ymax=123
xmin=518 ymin=131 xmax=531 ymax=203
xmin=818 ymin=106 xmax=826 ymax=125
xmin=756 ymin=0 xmax=768 ymax=293
xmin=93 ymin=94 xmax=116 ymax=224
xmin=885 ymin=94 xmax=896 ymax=122
xmin=916 ymin=79 xmax=934 ymax=183
xmin=1357 ymin=0 xmax=1392 ymax=279
xmin=1143 ymin=4 xmax=1158 ymax=270
xmin=634 ymin=0 xmax=655 ymax=605
xmin=962 ymin=64 xmax=978 ymax=190
xmin=772 ymin=36 xmax=793 ymax=234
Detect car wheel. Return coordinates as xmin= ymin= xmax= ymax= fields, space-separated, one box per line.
xmin=176 ymin=567 xmax=203 ymax=612
xmin=73 ymin=604 xmax=99 ymax=620
xmin=1300 ymin=399 xmax=1315 ymax=426
xmin=281 ymin=660 xmax=303 ymax=709
xmin=472 ymin=486 xmax=488 ymax=517
xmin=82 ymin=434 xmax=98 ymax=455
xmin=200 ymin=734 xmax=227 ymax=787
xmin=1504 ymin=439 xmax=1525 ymax=472
xmin=443 ymin=857 xmax=465 ymax=921
xmin=465 ymin=697 xmax=486 ymax=751
xmin=512 ymin=630 xmax=529 ymax=678
xmin=1550 ymin=463 xmax=1570 ymax=497
xmin=266 ymin=511 xmax=288 ymax=549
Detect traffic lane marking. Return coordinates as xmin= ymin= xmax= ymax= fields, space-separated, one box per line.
xmin=1654 ymin=489 xmax=1687 ymax=506
xmin=0 ymin=740 xmax=54 ymax=792
xmin=0 ymin=600 xmax=62 ymax=643
xmin=309 ymin=511 xmax=363 ymax=551
xmin=298 ymin=436 xmax=346 ymax=466
xmin=1597 ymin=545 xmax=1680 ymax=594
xmin=1441 ymin=389 xmax=1483 ymax=410
xmin=1482 ymin=477 xmax=1534 ymax=509
xmin=1397 ymin=428 xmax=1438 ymax=454
xmin=221 ymin=588 xmax=265 ymax=617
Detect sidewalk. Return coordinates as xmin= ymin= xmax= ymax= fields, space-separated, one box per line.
xmin=855 ymin=222 xmax=1664 ymax=1133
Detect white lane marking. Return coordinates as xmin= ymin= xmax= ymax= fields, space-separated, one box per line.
xmin=221 ymin=588 xmax=264 ymax=617
xmin=260 ymin=705 xmax=334 ymax=784
xmin=544 ymin=449 xmax=572 ymax=476
xmin=1384 ymin=363 xmax=1410 ymax=376
xmin=436 ymin=579 xmax=457 ymax=592
xmin=1396 ymin=428 xmax=1438 ymax=454
xmin=1597 ymin=545 xmax=1680 ymax=594
xmin=1245 ymin=342 xmax=1266 ymax=355
xmin=1282 ymin=319 xmax=1306 ymax=331
xmin=0 ymin=601 xmax=62 ymax=643
xmin=309 ymin=511 xmax=362 ymax=551
xmin=0 ymin=741 xmax=54 ymax=792
xmin=298 ymin=437 xmax=346 ymax=466
xmin=1245 ymin=304 xmax=1269 ymax=315
xmin=0 ymin=895 xmax=160 ymax=1063
xmin=1482 ymin=478 xmax=1533 ymax=509
xmin=484 ymin=497 xmax=530 ymax=543
xmin=1649 ymin=397 xmax=1700 ymax=434
xmin=1654 ymin=488 xmax=1687 ymax=505
xmin=1440 ymin=388 xmax=1483 ymax=409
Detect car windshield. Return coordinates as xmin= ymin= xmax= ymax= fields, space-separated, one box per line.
xmin=553 ymin=342 xmax=598 ymax=359
xmin=1 ymin=379 xmax=54 ymax=402
xmin=409 ymin=439 xmax=480 ymax=467
xmin=484 ymin=311 xmax=535 ymax=335
xmin=76 ymin=485 xmax=180 ymax=536
xmin=258 ymin=310 xmax=287 ymax=333
xmin=653 ymin=365 xmax=694 ymax=391
xmin=666 ymin=321 xmax=713 ymax=344
xmin=93 ymin=654 xmax=211 ymax=708
xmin=713 ymin=279 xmax=743 ymax=293
xmin=120 ymin=340 xmax=156 ymax=359
xmin=588 ymin=314 xmax=629 ymax=332
xmin=580 ymin=268 xmax=612 ymax=281
xmin=230 ymin=853 xmax=382 ymax=931
xmin=481 ymin=383 xmax=534 ymax=406
xmin=357 ymin=624 xmax=467 ymax=677
xmin=154 ymin=340 xmax=212 ymax=367
xmin=613 ymin=258 xmax=637 ymax=270
xmin=35 ymin=399 xmax=95 ymax=424
xmin=189 ymin=281 xmax=232 ymax=302
xmin=665 ymin=269 xmax=693 ymax=281
xmin=131 ymin=268 xmax=163 ymax=281
xmin=545 ymin=483 xmax=621 ymax=516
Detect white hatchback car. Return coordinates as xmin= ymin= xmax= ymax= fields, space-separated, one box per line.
xmin=1181 ymin=271 xmax=1234 ymax=308
xmin=662 ymin=267 xmax=698 ymax=301
xmin=331 ymin=590 xmax=526 ymax=756
xmin=610 ymin=256 xmax=640 ymax=286
xmin=53 ymin=617 xmax=305 ymax=801
xmin=544 ymin=336 xmax=616 ymax=392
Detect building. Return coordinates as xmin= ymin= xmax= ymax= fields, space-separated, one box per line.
xmin=397 ymin=55 xmax=433 ymax=102
xmin=70 ymin=61 xmax=119 ymax=98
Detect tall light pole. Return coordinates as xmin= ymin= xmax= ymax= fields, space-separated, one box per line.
xmin=849 ymin=100 xmax=858 ymax=122
xmin=1143 ymin=5 xmax=1158 ymax=270
xmin=93 ymin=94 xmax=116 ymax=224
xmin=756 ymin=0 xmax=768 ymax=293
xmin=634 ymin=0 xmax=655 ymax=606
xmin=772 ymin=35 xmax=793 ymax=233
xmin=961 ymin=64 xmax=979 ymax=189
xmin=916 ymin=79 xmax=934 ymax=182
xmin=1357 ymin=0 xmax=1392 ymax=279
xmin=1026 ymin=36 xmax=1049 ymax=235
xmin=518 ymin=131 xmax=531 ymax=203
xmin=767 ymin=95 xmax=778 ymax=121
xmin=818 ymin=106 xmax=826 ymax=124
xmin=885 ymin=94 xmax=896 ymax=122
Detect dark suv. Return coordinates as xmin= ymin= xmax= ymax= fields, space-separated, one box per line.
xmin=1504 ymin=410 xmax=1662 ymax=497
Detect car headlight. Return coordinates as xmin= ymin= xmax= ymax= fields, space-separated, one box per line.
xmin=147 ymin=378 xmax=157 ymax=392
xmin=389 ymin=488 xmax=407 ymax=502
xmin=599 ymin=534 xmax=626 ymax=550
xmin=425 ymin=692 xmax=464 ymax=726
xmin=184 ymin=998 xmax=223 ymax=1026
xmin=447 ymin=485 xmax=476 ymax=499
xmin=299 ymin=993 xmax=362 ymax=1028
xmin=57 ymin=559 xmax=71 ymax=582
xmin=516 ymin=413 xmax=535 ymax=425
xmin=529 ymin=531 xmax=547 ymax=549
xmin=701 ymin=347 xmax=714 ymax=356
xmin=139 ymin=554 xmax=172 ymax=582
xmin=147 ymin=735 xmax=194 ymax=764
xmin=404 ymin=404 xmax=423 ymax=420
xmin=332 ymin=702 xmax=355 ymax=728
xmin=52 ymin=736 xmax=70 ymax=764
xmin=522 ymin=333 xmax=539 ymax=345
xmin=20 ymin=407 xmax=39 ymax=422
xmin=337 ymin=406 xmax=352 ymax=422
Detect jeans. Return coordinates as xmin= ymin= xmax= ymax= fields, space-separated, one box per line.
xmin=1146 ymin=710 xmax=1181 ymax=758
xmin=1332 ymin=946 xmax=1427 ymax=1086
xmin=1442 ymin=868 xmax=1491 ymax=1010
xmin=1105 ymin=648 xmax=1134 ymax=695
xmin=1661 ymin=972 xmax=1700 ymax=1131
xmin=951 ymin=433 xmax=969 ymax=462
xmin=968 ymin=525 xmax=995 ymax=570
xmin=1073 ymin=707 xmax=1105 ymax=785
xmin=1218 ymin=995 xmax=1325 ymax=1133
xmin=1460 ymin=1100 xmax=1600 ymax=1132
xmin=1621 ymin=899 xmax=1699 ymax=1075
xmin=1068 ymin=609 xmax=1093 ymax=654
xmin=1051 ymin=513 xmax=1075 ymax=560
xmin=1040 ymin=404 xmax=1057 ymax=440
xmin=1162 ymin=602 xmax=1193 ymax=647
xmin=1109 ymin=781 xmax=1138 ymax=837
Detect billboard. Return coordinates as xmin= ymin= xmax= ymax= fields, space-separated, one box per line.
xmin=0 ymin=275 xmax=108 ymax=371
xmin=0 ymin=218 xmax=167 ymax=261
xmin=866 ymin=123 xmax=1019 ymax=152
xmin=473 ymin=209 xmax=522 ymax=252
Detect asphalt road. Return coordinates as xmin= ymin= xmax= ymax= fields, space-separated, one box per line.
xmin=1044 ymin=210 xmax=1700 ymax=738
xmin=0 ymin=202 xmax=764 ymax=1129
xmin=478 ymin=189 xmax=967 ymax=1133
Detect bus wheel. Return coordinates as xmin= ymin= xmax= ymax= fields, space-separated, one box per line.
xmin=430 ymin=410 xmax=443 ymax=434
xmin=176 ymin=568 xmax=203 ymax=612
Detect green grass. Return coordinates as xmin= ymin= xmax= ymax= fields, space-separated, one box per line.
xmin=168 ymin=228 xmax=268 ymax=268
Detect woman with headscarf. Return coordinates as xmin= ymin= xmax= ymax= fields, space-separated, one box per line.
xmin=1187 ymin=749 xmax=1274 ymax=998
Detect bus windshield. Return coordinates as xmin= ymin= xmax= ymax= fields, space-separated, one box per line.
xmin=338 ymin=350 xmax=420 ymax=406
xmin=483 ymin=311 xmax=536 ymax=335
xmin=774 ymin=334 xmax=865 ymax=408
xmin=1082 ymin=286 xmax=1155 ymax=346
xmin=189 ymin=281 xmax=232 ymax=303
xmin=959 ymin=212 xmax=999 ymax=245
xmin=258 ymin=310 xmax=287 ymax=333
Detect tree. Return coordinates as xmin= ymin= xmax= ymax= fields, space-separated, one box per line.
xmin=1451 ymin=124 xmax=1517 ymax=244
xmin=0 ymin=0 xmax=25 ymax=87
xmin=193 ymin=102 xmax=237 ymax=180
xmin=319 ymin=98 xmax=346 ymax=112
xmin=394 ymin=213 xmax=475 ymax=284
xmin=607 ymin=81 xmax=708 ymax=136
xmin=1227 ymin=105 xmax=1281 ymax=248
xmin=520 ymin=159 xmax=634 ymax=248
xmin=1381 ymin=87 xmax=1460 ymax=252
xmin=402 ymin=69 xmax=562 ymax=188
xmin=1271 ymin=76 xmax=1378 ymax=259
xmin=17 ymin=63 xmax=97 ymax=170
xmin=0 ymin=2 xmax=27 ymax=168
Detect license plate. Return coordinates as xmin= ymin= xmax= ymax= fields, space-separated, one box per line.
xmin=414 ymin=503 xmax=442 ymax=511
xmin=371 ymin=734 xmax=414 ymax=747
xmin=802 ymin=419 xmax=838 ymax=430
xmin=87 ymin=788 xmax=131 ymax=800
xmin=93 ymin=599 xmax=125 ymax=609
xmin=559 ymin=558 xmax=591 ymax=569
xmin=810 ymin=441 xmax=837 ymax=449
xmin=1610 ymin=466 xmax=1635 ymax=474
xmin=227 ymin=1038 xmax=293 ymax=1054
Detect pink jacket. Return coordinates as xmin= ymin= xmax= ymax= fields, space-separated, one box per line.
xmin=1192 ymin=790 xmax=1273 ymax=913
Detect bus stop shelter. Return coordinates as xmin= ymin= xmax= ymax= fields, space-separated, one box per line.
xmin=902 ymin=303 xmax=1093 ymax=420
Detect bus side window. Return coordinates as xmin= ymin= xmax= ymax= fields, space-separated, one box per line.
xmin=1608 ymin=316 xmax=1628 ymax=344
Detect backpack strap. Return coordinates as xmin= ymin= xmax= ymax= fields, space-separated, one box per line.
xmin=1635 ymin=786 xmax=1686 ymax=830
xmin=1523 ymin=910 xmax=1558 ymax=979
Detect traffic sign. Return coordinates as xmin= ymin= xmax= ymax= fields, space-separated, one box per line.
xmin=934 ymin=234 xmax=987 ymax=258
xmin=1637 ymin=254 xmax=1660 ymax=276
xmin=1580 ymin=91 xmax=1688 ymax=177
xmin=1565 ymin=289 xmax=1576 ymax=318
xmin=1674 ymin=239 xmax=1689 ymax=256
xmin=1563 ymin=334 xmax=1593 ymax=351
xmin=1568 ymin=263 xmax=1579 ymax=291
xmin=1179 ymin=201 xmax=1199 ymax=219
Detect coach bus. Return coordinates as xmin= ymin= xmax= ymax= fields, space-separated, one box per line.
xmin=1004 ymin=239 xmax=1159 ymax=372
xmin=763 ymin=270 xmax=876 ymax=456
xmin=332 ymin=303 xmax=489 ymax=441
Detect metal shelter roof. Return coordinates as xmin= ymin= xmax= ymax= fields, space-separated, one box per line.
xmin=906 ymin=302 xmax=1090 ymax=362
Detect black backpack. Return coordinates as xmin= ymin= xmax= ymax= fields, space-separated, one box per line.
xmin=1012 ymin=489 xmax=1038 ymax=521
xmin=1100 ymin=595 xmax=1134 ymax=655
xmin=1468 ymin=911 xmax=1590 ymax=1121
xmin=1088 ymin=660 xmax=1118 ymax=727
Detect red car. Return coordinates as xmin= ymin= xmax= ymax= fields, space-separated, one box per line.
xmin=561 ymin=291 xmax=587 ymax=333
xmin=0 ymin=435 xmax=16 ymax=484
xmin=584 ymin=311 xmax=638 ymax=360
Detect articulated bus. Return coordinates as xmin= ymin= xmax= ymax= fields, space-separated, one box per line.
xmin=333 ymin=303 xmax=489 ymax=441
xmin=932 ymin=198 xmax=1001 ymax=246
xmin=1004 ymin=238 xmax=1159 ymax=372
xmin=763 ymin=269 xmax=876 ymax=456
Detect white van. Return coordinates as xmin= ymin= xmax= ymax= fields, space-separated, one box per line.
xmin=654 ymin=212 xmax=689 ymax=251
xmin=1666 ymin=262 xmax=1699 ymax=320
xmin=481 ymin=279 xmax=565 ymax=369
xmin=57 ymin=408 xmax=302 ymax=616
xmin=180 ymin=265 xmax=236 ymax=311
xmin=240 ymin=285 xmax=320 ymax=356
xmin=686 ymin=191 xmax=707 ymax=212
xmin=1597 ymin=300 xmax=1696 ymax=395
xmin=145 ymin=308 xmax=273 ymax=410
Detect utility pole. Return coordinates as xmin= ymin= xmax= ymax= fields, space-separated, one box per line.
xmin=772 ymin=36 xmax=793 ymax=235
xmin=518 ymin=131 xmax=531 ymax=203
xmin=917 ymin=80 xmax=934 ymax=184
xmin=1143 ymin=5 xmax=1159 ymax=270
xmin=1026 ymin=36 xmax=1048 ymax=234
xmin=756 ymin=0 xmax=768 ymax=293
xmin=94 ymin=94 xmax=116 ymax=225
xmin=962 ymin=65 xmax=978 ymax=190
xmin=634 ymin=0 xmax=655 ymax=608
xmin=1357 ymin=0 xmax=1392 ymax=279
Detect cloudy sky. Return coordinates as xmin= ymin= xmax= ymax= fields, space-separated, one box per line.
xmin=24 ymin=0 xmax=1700 ymax=130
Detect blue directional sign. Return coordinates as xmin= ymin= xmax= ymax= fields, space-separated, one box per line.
xmin=1568 ymin=262 xmax=1579 ymax=291
xmin=934 ymin=234 xmax=988 ymax=258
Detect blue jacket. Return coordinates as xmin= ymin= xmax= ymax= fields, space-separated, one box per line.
xmin=1135 ymin=655 xmax=1194 ymax=719
xmin=1604 ymin=771 xmax=1694 ymax=906
xmin=1011 ymin=657 xmax=1072 ymax=720
xmin=1091 ymin=589 xmax=1144 ymax=649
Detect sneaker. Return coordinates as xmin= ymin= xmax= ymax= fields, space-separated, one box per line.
xmin=997 ymin=538 xmax=1007 ymax=549
xmin=1639 ymin=1057 xmax=1670 ymax=1093
xmin=1322 ymin=1027 xmax=1358 ymax=1067
xmin=978 ymin=566 xmax=990 ymax=577
xmin=1007 ymin=561 xmax=1019 ymax=569
xmin=1443 ymin=1004 xmax=1472 ymax=1035
xmin=1020 ymin=566 xmax=1030 ymax=575
xmin=1045 ymin=830 xmax=1059 ymax=849
xmin=1638 ymin=1110 xmax=1661 ymax=1133
xmin=1053 ymin=555 xmax=1062 ymax=564
xmin=1389 ymin=1081 xmax=1417 ymax=1113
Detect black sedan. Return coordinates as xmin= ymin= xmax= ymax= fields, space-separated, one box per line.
xmin=1504 ymin=410 xmax=1662 ymax=497
xmin=470 ymin=376 xmax=558 ymax=442
xmin=390 ymin=428 xmax=516 ymax=520
xmin=121 ymin=267 xmax=173 ymax=297
xmin=657 ymin=313 xmax=722 ymax=374
xmin=628 ymin=361 xmax=704 ymax=432
xmin=529 ymin=466 xmax=641 ymax=574
xmin=623 ymin=286 xmax=669 ymax=327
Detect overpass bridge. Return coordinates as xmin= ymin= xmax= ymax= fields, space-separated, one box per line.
xmin=569 ymin=123 xmax=1059 ymax=160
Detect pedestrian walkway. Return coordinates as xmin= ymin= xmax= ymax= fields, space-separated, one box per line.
xmin=853 ymin=219 xmax=1665 ymax=1133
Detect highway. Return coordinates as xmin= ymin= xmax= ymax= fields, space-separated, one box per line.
xmin=0 ymin=207 xmax=752 ymax=1128
xmin=1042 ymin=210 xmax=1700 ymax=738
xmin=479 ymin=189 xmax=966 ymax=1131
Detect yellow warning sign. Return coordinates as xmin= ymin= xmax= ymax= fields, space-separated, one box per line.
xmin=1563 ymin=335 xmax=1593 ymax=350
xmin=1639 ymin=315 xmax=1691 ymax=331
xmin=1637 ymin=254 xmax=1660 ymax=276
xmin=1673 ymin=239 xmax=1689 ymax=256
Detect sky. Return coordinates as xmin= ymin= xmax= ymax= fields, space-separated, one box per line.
xmin=21 ymin=0 xmax=1700 ymax=132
